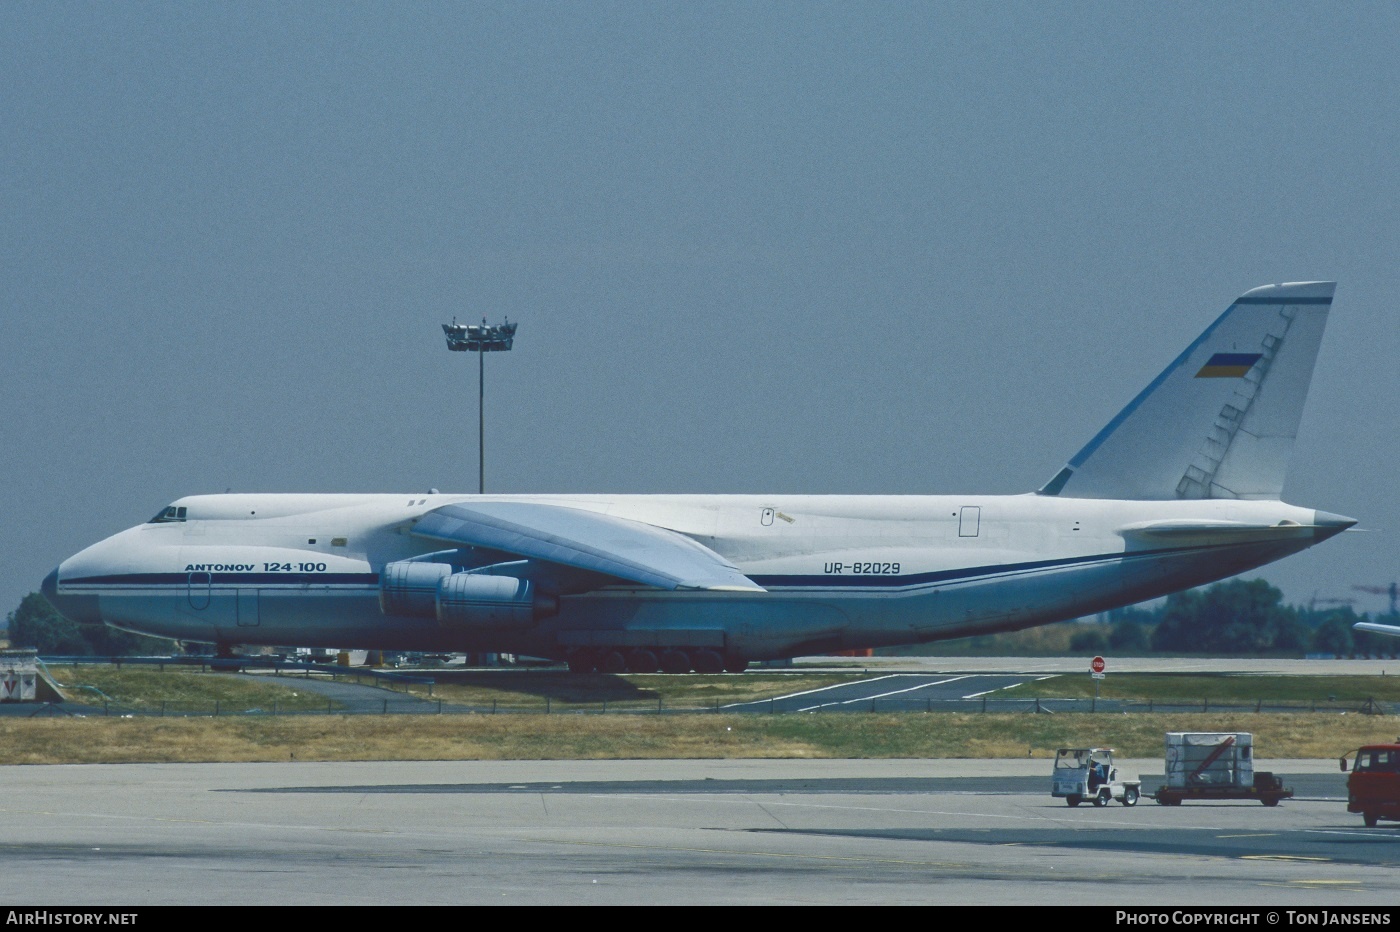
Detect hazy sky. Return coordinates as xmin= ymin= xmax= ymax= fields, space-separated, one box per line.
xmin=4 ymin=2 xmax=1397 ymax=622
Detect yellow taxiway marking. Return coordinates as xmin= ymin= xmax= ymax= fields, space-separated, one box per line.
xmin=1240 ymin=855 xmax=1331 ymax=862
xmin=1216 ymin=833 xmax=1278 ymax=838
xmin=542 ymin=837 xmax=971 ymax=869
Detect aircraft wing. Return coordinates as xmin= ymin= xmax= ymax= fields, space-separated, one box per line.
xmin=1353 ymin=621 xmax=1400 ymax=639
xmin=411 ymin=501 xmax=765 ymax=592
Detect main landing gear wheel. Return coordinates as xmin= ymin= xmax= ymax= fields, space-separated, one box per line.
xmin=625 ymin=649 xmax=659 ymax=674
xmin=597 ymin=650 xmax=628 ymax=675
xmin=659 ymin=649 xmax=691 ymax=674
xmin=723 ymin=656 xmax=749 ymax=673
xmin=691 ymin=649 xmax=724 ymax=674
xmin=566 ymin=650 xmax=597 ymax=674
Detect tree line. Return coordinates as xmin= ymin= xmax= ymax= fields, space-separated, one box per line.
xmin=5 ymin=592 xmax=175 ymax=655
xmin=1068 ymin=578 xmax=1397 ymax=658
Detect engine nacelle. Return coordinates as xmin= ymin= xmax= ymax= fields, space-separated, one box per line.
xmin=380 ymin=560 xmax=558 ymax=626
xmin=437 ymin=573 xmax=549 ymax=627
xmin=379 ymin=561 xmax=452 ymax=618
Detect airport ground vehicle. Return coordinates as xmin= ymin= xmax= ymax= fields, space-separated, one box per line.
xmin=1052 ymin=747 xmax=1141 ymax=807
xmin=1151 ymin=732 xmax=1292 ymax=806
xmin=1340 ymin=742 xmax=1400 ymax=827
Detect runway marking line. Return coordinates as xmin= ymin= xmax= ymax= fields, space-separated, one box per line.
xmin=965 ymin=681 xmax=1021 ymax=698
xmin=1307 ymin=829 xmax=1400 ymax=839
xmin=730 ymin=673 xmax=982 ymax=711
xmin=737 ymin=674 xmax=908 ymax=704
xmin=816 ymin=676 xmax=974 ymax=709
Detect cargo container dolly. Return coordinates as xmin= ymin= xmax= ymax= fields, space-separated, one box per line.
xmin=1152 ymin=732 xmax=1292 ymax=806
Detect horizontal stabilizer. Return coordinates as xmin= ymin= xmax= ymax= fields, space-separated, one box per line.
xmin=1114 ymin=514 xmax=1310 ymax=537
xmin=413 ymin=501 xmax=765 ymax=592
xmin=1118 ymin=510 xmax=1354 ymax=544
xmin=1041 ymin=282 xmax=1335 ymax=500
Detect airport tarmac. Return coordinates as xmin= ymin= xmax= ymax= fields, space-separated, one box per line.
xmin=1 ymin=757 xmax=1396 ymax=906
xmin=792 ymin=655 xmax=1400 ymax=676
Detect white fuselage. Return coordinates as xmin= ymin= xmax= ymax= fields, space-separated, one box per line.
xmin=50 ymin=491 xmax=1342 ymax=662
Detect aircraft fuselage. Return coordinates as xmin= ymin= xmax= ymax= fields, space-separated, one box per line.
xmin=47 ymin=491 xmax=1348 ymax=663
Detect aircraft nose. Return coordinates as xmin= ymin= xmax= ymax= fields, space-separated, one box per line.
xmin=41 ymin=565 xmax=102 ymax=625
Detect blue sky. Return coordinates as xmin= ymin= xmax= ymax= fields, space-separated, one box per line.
xmin=3 ymin=2 xmax=1397 ymax=621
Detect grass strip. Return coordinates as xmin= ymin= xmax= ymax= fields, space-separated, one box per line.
xmin=1 ymin=711 xmax=1395 ymax=765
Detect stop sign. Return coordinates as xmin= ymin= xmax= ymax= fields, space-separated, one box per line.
xmin=1091 ymin=655 xmax=1106 ymax=675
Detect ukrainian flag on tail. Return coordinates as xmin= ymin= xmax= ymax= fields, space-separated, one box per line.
xmin=1195 ymin=352 xmax=1263 ymax=378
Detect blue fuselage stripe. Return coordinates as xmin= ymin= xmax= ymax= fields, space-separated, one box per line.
xmin=65 ymin=573 xmax=380 ymax=588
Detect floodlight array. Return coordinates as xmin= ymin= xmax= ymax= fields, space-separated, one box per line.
xmin=443 ymin=318 xmax=517 ymax=352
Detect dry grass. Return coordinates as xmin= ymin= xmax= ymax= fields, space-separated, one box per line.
xmin=2 ymin=710 xmax=1396 ymax=765
xmin=393 ymin=670 xmax=863 ymax=710
xmin=46 ymin=664 xmax=344 ymax=712
xmin=13 ymin=665 xmax=1397 ymax=766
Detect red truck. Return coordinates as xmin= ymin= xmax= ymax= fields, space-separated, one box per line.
xmin=1340 ymin=742 xmax=1400 ymax=828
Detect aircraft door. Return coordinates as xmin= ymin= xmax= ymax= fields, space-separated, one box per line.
xmin=237 ymin=589 xmax=260 ymax=627
xmin=188 ymin=572 xmax=211 ymax=610
xmin=182 ymin=572 xmax=239 ymax=628
xmin=958 ymin=506 xmax=981 ymax=538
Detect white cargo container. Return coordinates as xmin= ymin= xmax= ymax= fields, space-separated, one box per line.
xmin=1154 ymin=732 xmax=1289 ymax=806
xmin=1165 ymin=732 xmax=1253 ymax=789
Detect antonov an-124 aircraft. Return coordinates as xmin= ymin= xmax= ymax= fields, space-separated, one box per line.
xmin=44 ymin=282 xmax=1354 ymax=673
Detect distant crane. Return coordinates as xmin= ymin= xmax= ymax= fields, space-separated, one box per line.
xmin=1309 ymin=592 xmax=1358 ymax=612
xmin=1353 ymin=582 xmax=1399 ymax=616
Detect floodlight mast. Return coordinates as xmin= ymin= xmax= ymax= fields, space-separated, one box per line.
xmin=442 ymin=317 xmax=517 ymax=494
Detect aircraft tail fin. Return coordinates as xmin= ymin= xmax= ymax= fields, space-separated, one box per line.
xmin=1039 ymin=281 xmax=1335 ymax=501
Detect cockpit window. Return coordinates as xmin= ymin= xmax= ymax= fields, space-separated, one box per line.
xmin=148 ymin=505 xmax=188 ymax=523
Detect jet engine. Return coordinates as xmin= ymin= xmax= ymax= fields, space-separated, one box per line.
xmin=438 ymin=573 xmax=540 ymax=627
xmin=379 ymin=560 xmax=558 ymax=626
xmin=378 ymin=561 xmax=452 ymax=618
